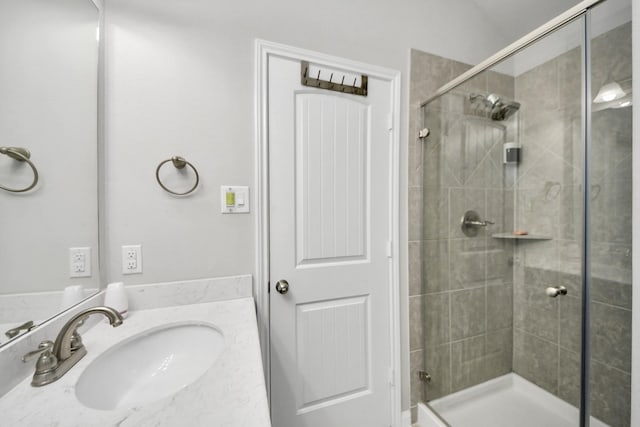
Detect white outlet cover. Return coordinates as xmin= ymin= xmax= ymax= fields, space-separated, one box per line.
xmin=69 ymin=247 xmax=91 ymax=278
xmin=122 ymin=245 xmax=143 ymax=275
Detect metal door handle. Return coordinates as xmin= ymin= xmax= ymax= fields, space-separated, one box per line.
xmin=275 ymin=280 xmax=289 ymax=294
xmin=546 ymin=286 xmax=567 ymax=297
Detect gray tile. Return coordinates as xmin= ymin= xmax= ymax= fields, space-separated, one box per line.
xmin=409 ymin=241 xmax=423 ymax=296
xmin=513 ymin=330 xmax=558 ymax=395
xmin=487 ymin=284 xmax=513 ymax=331
xmin=487 ymin=70 xmax=515 ymax=100
xmin=486 ymin=244 xmax=512 ymax=286
xmin=485 ymin=329 xmax=513 ymax=378
xmin=519 ymin=240 xmax=559 ymax=276
xmin=515 ymin=187 xmax=560 ymax=238
xmin=409 ymin=186 xmax=423 ymax=241
xmin=409 ymin=295 xmax=424 ymax=351
xmin=591 ymin=277 xmax=632 ymax=310
xmin=556 ymin=46 xmax=582 ymax=111
xmin=408 ymin=134 xmax=423 ymax=188
xmin=592 ymin=242 xmax=632 ymax=282
xmin=410 ymin=350 xmax=424 ymax=407
xmin=591 ymin=302 xmax=632 ymax=372
xmin=556 ymin=240 xmax=582 ymax=274
xmin=513 ymin=274 xmax=559 ymax=342
xmin=451 ymin=333 xmax=509 ymax=393
xmin=559 ymin=295 xmax=581 ymax=353
xmin=557 ymin=270 xmax=581 ymax=298
xmin=423 ymin=186 xmax=448 ymax=240
xmin=515 ymin=57 xmax=559 ymax=123
xmin=486 ymin=189 xmax=514 ymax=239
xmin=450 ymin=239 xmax=486 ymax=290
xmin=424 ymin=293 xmax=450 ymax=346
xmin=524 ymin=266 xmax=557 ymax=287
xmin=423 ymin=240 xmax=449 ymax=294
xmin=451 ymin=287 xmax=486 ymax=340
xmin=410 ymin=50 xmax=455 ymax=105
xmin=590 ymin=359 xmax=631 ymax=427
xmin=452 ymin=61 xmax=485 ymax=96
xmin=410 ymin=406 xmax=418 ymax=425
xmin=558 ymin=348 xmax=580 ymax=407
xmin=558 ymin=184 xmax=582 ymax=241
xmin=451 ymin=336 xmax=486 ymax=392
xmin=424 ymin=344 xmax=451 ymax=401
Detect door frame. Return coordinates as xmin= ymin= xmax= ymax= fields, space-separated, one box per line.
xmin=254 ymin=39 xmax=402 ymax=426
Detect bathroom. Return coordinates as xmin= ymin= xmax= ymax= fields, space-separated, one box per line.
xmin=0 ymin=0 xmax=637 ymax=426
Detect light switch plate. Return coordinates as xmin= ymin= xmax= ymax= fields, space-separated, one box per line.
xmin=220 ymin=186 xmax=250 ymax=214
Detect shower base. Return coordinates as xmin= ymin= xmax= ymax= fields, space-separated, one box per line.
xmin=417 ymin=373 xmax=608 ymax=427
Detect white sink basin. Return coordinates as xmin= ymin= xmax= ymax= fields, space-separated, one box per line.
xmin=75 ymin=322 xmax=224 ymax=410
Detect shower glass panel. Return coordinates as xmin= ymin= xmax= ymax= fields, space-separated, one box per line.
xmin=420 ymin=16 xmax=591 ymax=427
xmin=588 ymin=1 xmax=632 ymax=425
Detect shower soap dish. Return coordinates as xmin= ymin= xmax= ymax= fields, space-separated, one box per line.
xmin=491 ymin=232 xmax=552 ymax=241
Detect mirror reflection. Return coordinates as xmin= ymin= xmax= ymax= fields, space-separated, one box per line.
xmin=0 ymin=0 xmax=100 ymax=345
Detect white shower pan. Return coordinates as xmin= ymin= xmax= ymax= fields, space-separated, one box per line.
xmin=417 ymin=373 xmax=608 ymax=427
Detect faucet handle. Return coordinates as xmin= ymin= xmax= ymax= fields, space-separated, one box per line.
xmin=22 ymin=340 xmax=54 ymax=362
xmin=22 ymin=340 xmax=58 ymax=387
xmin=23 ymin=340 xmax=58 ymax=372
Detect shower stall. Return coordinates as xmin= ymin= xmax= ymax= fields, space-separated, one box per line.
xmin=410 ymin=0 xmax=632 ymax=426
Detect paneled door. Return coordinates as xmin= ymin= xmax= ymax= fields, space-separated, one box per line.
xmin=268 ymin=54 xmax=395 ymax=427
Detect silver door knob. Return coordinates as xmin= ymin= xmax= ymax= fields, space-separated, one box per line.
xmin=275 ymin=280 xmax=289 ymax=294
xmin=546 ymin=286 xmax=567 ymax=297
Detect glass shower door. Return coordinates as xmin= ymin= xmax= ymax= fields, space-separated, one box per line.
xmin=419 ymin=15 xmax=589 ymax=427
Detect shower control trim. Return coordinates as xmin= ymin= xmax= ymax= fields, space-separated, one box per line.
xmin=461 ymin=210 xmax=494 ymax=237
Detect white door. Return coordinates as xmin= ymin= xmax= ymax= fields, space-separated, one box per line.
xmin=268 ymin=55 xmax=394 ymax=427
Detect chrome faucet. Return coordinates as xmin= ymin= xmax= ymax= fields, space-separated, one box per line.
xmin=22 ymin=306 xmax=123 ymax=387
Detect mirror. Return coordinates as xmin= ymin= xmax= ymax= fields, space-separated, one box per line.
xmin=0 ymin=0 xmax=100 ymax=346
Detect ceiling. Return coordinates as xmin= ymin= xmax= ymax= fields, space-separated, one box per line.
xmin=470 ymin=0 xmax=582 ymax=45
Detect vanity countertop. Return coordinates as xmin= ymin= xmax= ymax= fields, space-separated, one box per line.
xmin=0 ymin=297 xmax=271 ymax=427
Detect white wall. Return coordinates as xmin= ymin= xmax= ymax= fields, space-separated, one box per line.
xmin=103 ymin=0 xmax=510 ymax=413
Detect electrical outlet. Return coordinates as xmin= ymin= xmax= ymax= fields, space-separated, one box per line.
xmin=122 ymin=245 xmax=142 ymax=274
xmin=69 ymin=247 xmax=91 ymax=278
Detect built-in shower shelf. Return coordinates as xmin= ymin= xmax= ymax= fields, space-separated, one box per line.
xmin=491 ymin=233 xmax=552 ymax=241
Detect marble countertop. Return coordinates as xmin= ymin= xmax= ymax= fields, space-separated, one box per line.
xmin=0 ymin=297 xmax=271 ymax=427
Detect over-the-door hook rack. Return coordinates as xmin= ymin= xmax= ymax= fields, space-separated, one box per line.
xmin=155 ymin=155 xmax=200 ymax=196
xmin=0 ymin=146 xmax=39 ymax=193
xmin=300 ymin=61 xmax=368 ymax=96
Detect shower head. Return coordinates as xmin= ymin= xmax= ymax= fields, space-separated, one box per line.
xmin=468 ymin=93 xmax=520 ymax=121
xmin=491 ymin=101 xmax=520 ymax=121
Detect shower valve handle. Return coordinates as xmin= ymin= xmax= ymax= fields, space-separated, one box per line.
xmin=461 ymin=210 xmax=494 ymax=237
xmin=465 ymin=219 xmax=494 ymax=227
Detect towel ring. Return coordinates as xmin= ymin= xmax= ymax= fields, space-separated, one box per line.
xmin=0 ymin=147 xmax=39 ymax=193
xmin=155 ymin=156 xmax=200 ymax=196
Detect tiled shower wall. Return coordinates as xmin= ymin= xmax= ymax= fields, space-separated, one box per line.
xmin=512 ymin=22 xmax=632 ymax=427
xmin=408 ymin=50 xmax=515 ymax=421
